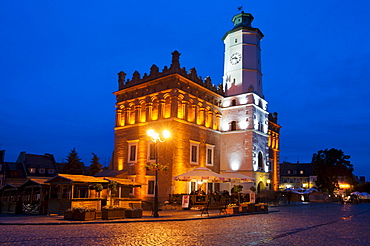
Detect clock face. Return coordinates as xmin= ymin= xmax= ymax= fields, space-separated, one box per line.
xmin=230 ymin=52 xmax=241 ymax=65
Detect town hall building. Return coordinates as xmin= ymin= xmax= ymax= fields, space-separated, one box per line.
xmin=111 ymin=11 xmax=281 ymax=203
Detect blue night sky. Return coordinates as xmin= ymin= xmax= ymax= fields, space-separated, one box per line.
xmin=1 ymin=1 xmax=369 ymax=179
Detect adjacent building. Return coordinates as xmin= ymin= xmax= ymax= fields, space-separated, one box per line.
xmin=279 ymin=162 xmax=317 ymax=189
xmin=1 ymin=151 xmax=60 ymax=187
xmin=112 ymin=11 xmax=281 ymax=202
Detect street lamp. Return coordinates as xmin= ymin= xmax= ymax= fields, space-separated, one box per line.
xmin=266 ymin=179 xmax=271 ymax=191
xmin=147 ymin=129 xmax=170 ymax=217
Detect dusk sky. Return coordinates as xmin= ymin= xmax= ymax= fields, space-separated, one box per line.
xmin=1 ymin=1 xmax=369 ymax=179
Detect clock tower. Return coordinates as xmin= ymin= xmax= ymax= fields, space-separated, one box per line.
xmin=220 ymin=11 xmax=270 ymax=192
xmin=222 ymin=12 xmax=264 ymax=97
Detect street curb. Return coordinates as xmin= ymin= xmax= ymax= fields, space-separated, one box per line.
xmin=0 ymin=210 xmax=278 ymax=226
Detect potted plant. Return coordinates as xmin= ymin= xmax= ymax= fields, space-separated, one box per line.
xmin=64 ymin=208 xmax=74 ymax=220
xmin=125 ymin=207 xmax=143 ymax=218
xmin=102 ymin=205 xmax=125 ymax=220
xmin=255 ymin=203 xmax=262 ymax=212
xmin=248 ymin=203 xmax=256 ymax=212
xmin=225 ymin=204 xmax=239 ymax=214
xmin=239 ymin=202 xmax=250 ymax=213
xmin=73 ymin=207 xmax=96 ymax=221
xmin=94 ymin=183 xmax=103 ymax=198
xmin=260 ymin=203 xmax=268 ymax=211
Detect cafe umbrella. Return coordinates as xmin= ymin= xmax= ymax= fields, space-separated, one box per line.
xmin=173 ymin=167 xmax=230 ymax=183
xmin=220 ymin=170 xmax=255 ymax=183
xmin=220 ymin=170 xmax=255 ymax=204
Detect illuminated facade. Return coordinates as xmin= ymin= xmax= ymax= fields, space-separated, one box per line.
xmin=268 ymin=113 xmax=281 ymax=191
xmin=112 ymin=11 xmax=281 ymax=202
xmin=220 ymin=12 xmax=271 ymax=192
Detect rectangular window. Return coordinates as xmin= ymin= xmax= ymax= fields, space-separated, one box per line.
xmin=191 ymin=146 xmax=197 ymax=162
xmin=38 ymin=168 xmax=45 ymax=174
xmin=128 ymin=140 xmax=139 ymax=163
xmin=147 ymin=180 xmax=155 ymax=195
xmin=190 ymin=141 xmax=200 ymax=165
xmin=29 ymin=168 xmax=36 ymax=174
xmin=48 ymin=169 xmax=55 ymax=175
xmin=300 ymin=170 xmax=304 ymax=174
xmin=206 ymin=144 xmax=215 ymax=166
xmin=148 ymin=142 xmax=156 ymax=161
xmin=130 ymin=145 xmax=136 ymax=161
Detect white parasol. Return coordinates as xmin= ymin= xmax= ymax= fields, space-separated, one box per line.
xmin=351 ymin=191 xmax=361 ymax=195
xmin=220 ymin=170 xmax=255 ymax=183
xmin=308 ymin=188 xmax=318 ymax=192
xmin=173 ymin=167 xmax=230 ymax=183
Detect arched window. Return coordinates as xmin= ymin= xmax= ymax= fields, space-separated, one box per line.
xmin=231 ymin=99 xmax=237 ymax=106
xmin=258 ymin=152 xmax=264 ymax=171
xmin=231 ymin=121 xmax=237 ymax=131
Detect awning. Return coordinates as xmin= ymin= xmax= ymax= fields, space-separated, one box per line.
xmin=104 ymin=177 xmax=145 ymax=187
xmin=45 ymin=174 xmax=109 ymax=184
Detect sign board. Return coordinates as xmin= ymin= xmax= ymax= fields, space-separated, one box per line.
xmin=182 ymin=195 xmax=190 ymax=208
xmin=250 ymin=192 xmax=255 ymax=203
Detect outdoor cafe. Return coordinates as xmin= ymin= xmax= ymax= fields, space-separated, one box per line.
xmin=170 ymin=167 xmax=258 ymax=214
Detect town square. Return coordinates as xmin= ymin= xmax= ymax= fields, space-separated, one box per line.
xmin=1 ymin=1 xmax=370 ymax=245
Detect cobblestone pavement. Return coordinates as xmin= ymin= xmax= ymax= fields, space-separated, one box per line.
xmin=1 ymin=203 xmax=369 ymax=245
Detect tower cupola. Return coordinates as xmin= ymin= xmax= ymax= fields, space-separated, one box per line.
xmin=232 ymin=11 xmax=254 ymax=29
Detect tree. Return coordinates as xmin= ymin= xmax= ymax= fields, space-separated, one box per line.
xmin=88 ymin=153 xmax=103 ymax=176
xmin=311 ymin=148 xmax=354 ymax=194
xmin=60 ymin=148 xmax=85 ymax=174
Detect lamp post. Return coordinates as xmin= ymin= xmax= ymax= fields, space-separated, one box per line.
xmin=147 ymin=129 xmax=170 ymax=217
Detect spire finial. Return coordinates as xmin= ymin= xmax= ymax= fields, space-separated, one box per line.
xmin=238 ymin=6 xmax=243 ymax=12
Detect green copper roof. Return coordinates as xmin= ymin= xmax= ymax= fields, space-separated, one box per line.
xmin=232 ymin=12 xmax=254 ymax=29
xmin=222 ymin=12 xmax=263 ymax=40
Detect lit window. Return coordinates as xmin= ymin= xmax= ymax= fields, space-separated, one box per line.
xmin=300 ymin=170 xmax=304 ymax=174
xmin=190 ymin=141 xmax=200 ymax=165
xmin=29 ymin=168 xmax=36 ymax=174
xmin=287 ymin=170 xmax=291 ymax=174
xmin=128 ymin=140 xmax=139 ymax=163
xmin=206 ymin=144 xmax=215 ymax=166
xmin=38 ymin=168 xmax=45 ymax=174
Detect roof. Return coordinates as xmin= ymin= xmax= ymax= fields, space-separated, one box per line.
xmin=103 ymin=177 xmax=145 ymax=187
xmin=94 ymin=169 xmax=127 ymax=178
xmin=23 ymin=153 xmax=56 ymax=169
xmin=6 ymin=162 xmax=24 ymax=171
xmin=46 ymin=174 xmax=109 ymax=184
xmin=0 ymin=182 xmax=23 ymax=190
xmin=280 ymin=162 xmax=314 ymax=177
xmin=19 ymin=178 xmax=50 ymax=188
